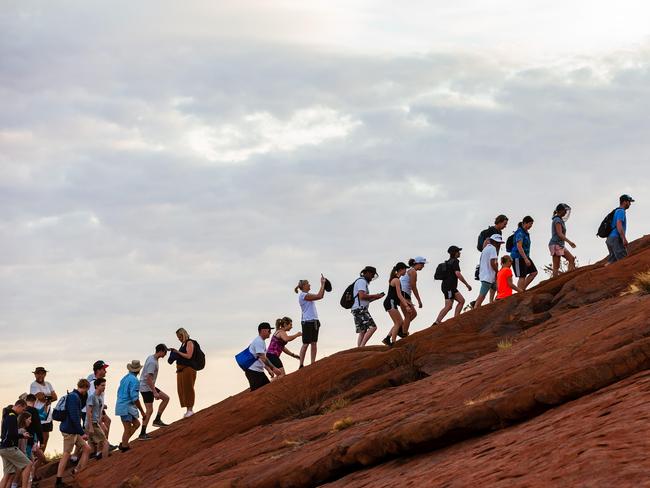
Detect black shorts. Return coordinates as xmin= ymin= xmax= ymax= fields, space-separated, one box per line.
xmin=267 ymin=353 xmax=283 ymax=369
xmin=512 ymin=258 xmax=537 ymax=278
xmin=245 ymin=369 xmax=270 ymax=392
xmin=301 ymin=320 xmax=320 ymax=344
xmin=383 ymin=296 xmax=400 ymax=311
xmin=403 ymin=292 xmax=411 ymax=302
xmin=42 ymin=422 xmax=53 ymax=433
xmin=442 ymin=288 xmax=460 ymax=301
xmin=141 ymin=388 xmax=161 ymax=404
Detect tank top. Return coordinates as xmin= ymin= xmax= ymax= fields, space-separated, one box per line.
xmin=400 ymin=269 xmax=413 ymax=295
xmin=385 ymin=280 xmax=399 ymax=305
xmin=267 ymin=333 xmax=287 ymax=356
xmin=299 ymin=291 xmax=318 ymax=321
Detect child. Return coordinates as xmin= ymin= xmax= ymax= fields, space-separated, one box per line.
xmin=496 ymin=255 xmax=523 ymax=299
xmin=266 ymin=317 xmax=302 ymax=378
xmin=17 ymin=413 xmax=34 ymax=488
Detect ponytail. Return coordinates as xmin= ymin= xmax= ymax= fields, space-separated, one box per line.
xmin=407 ymin=258 xmax=416 ymax=267
xmin=389 ymin=262 xmax=408 ymax=282
xmin=294 ymin=280 xmax=307 ymax=294
xmin=276 ymin=316 xmax=293 ymax=329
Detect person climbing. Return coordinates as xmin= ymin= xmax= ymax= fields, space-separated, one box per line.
xmin=139 ymin=344 xmax=170 ymax=440
xmin=496 ymin=255 xmax=523 ymax=299
xmin=474 ymin=234 xmax=503 ymax=308
xmin=382 ymin=262 xmax=413 ymax=347
xmin=115 ymin=361 xmax=145 ymax=452
xmin=549 ymin=203 xmax=576 ymax=278
xmin=476 ymin=215 xmax=509 ymax=302
xmin=511 ymin=216 xmax=538 ymax=290
xmin=244 ymin=323 xmax=282 ymax=391
xmin=170 ymin=328 xmax=199 ymax=418
xmin=351 ymin=266 xmax=385 ymax=347
xmin=382 ymin=257 xmax=426 ymax=344
xmin=606 ymin=194 xmax=635 ymax=265
xmin=295 ymin=276 xmax=327 ymax=368
xmin=434 ymin=246 xmax=472 ymax=324
xmin=266 ymin=317 xmax=302 ymax=378
xmin=0 ymin=400 xmax=32 ymax=488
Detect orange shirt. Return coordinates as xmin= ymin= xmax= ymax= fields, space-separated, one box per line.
xmin=496 ymin=267 xmax=514 ymax=299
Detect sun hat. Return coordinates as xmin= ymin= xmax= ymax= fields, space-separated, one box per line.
xmin=126 ymin=360 xmax=143 ymax=373
xmin=32 ymin=367 xmax=48 ymax=374
xmin=360 ymin=266 xmax=378 ymax=279
xmin=489 ymin=234 xmax=504 ymax=244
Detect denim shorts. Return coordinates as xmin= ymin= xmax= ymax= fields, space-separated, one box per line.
xmin=479 ymin=281 xmax=494 ymax=296
xmin=120 ymin=414 xmax=136 ymax=422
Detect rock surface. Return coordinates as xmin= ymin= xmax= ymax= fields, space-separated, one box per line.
xmin=47 ymin=236 xmax=650 ymax=487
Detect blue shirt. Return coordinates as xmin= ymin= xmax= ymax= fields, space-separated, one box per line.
xmin=609 ymin=208 xmax=626 ymax=238
xmin=511 ymin=227 xmax=530 ymax=259
xmin=115 ymin=372 xmax=140 ymax=417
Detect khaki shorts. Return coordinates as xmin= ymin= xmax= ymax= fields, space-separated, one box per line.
xmin=62 ymin=433 xmax=87 ymax=454
xmin=88 ymin=422 xmax=107 ymax=446
xmin=0 ymin=446 xmax=31 ymax=474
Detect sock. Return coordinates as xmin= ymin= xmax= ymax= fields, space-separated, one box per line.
xmin=154 ymin=415 xmax=161 ymax=422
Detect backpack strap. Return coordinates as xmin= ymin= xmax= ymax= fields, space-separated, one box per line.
xmin=353 ymin=277 xmax=365 ymax=308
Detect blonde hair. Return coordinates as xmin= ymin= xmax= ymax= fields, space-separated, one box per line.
xmin=275 ymin=316 xmax=293 ymax=329
xmin=500 ymin=255 xmax=512 ymax=266
xmin=176 ymin=327 xmax=190 ymax=343
xmin=294 ymin=280 xmax=308 ymax=294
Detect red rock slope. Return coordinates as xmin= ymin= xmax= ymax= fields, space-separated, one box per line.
xmin=69 ymin=236 xmax=650 ymax=488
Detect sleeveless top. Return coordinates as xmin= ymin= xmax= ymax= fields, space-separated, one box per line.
xmin=267 ymin=333 xmax=287 ymax=356
xmin=299 ymin=291 xmax=318 ymax=321
xmin=177 ymin=340 xmax=195 ymax=367
xmin=400 ymin=269 xmax=413 ymax=295
xmin=384 ymin=280 xmax=399 ymax=305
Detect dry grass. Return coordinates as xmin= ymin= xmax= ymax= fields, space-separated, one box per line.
xmin=44 ymin=451 xmax=62 ymax=463
xmin=332 ymin=417 xmax=355 ymax=431
xmin=281 ymin=439 xmax=306 ymax=448
xmin=322 ymin=397 xmax=350 ymax=414
xmin=497 ymin=338 xmax=513 ymax=351
xmin=120 ymin=476 xmax=143 ymax=488
xmin=464 ymin=392 xmax=502 ymax=406
xmin=622 ymin=270 xmax=650 ymax=296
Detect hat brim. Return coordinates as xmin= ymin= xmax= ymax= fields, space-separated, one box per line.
xmin=324 ymin=279 xmax=332 ymax=292
xmin=127 ymin=364 xmax=142 ymax=373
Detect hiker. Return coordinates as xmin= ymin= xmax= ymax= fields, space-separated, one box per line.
xmin=606 ymin=194 xmax=635 ymax=265
xmin=294 ymin=275 xmax=326 ymax=368
xmin=29 ymin=367 xmax=57 ymax=451
xmin=85 ymin=360 xmax=111 ymax=442
xmin=23 ymin=394 xmax=46 ymax=474
xmin=266 ymin=317 xmax=302 ymax=378
xmin=382 ymin=262 xmax=413 ymax=346
xmin=382 ymin=257 xmax=426 ymax=344
xmin=511 ymin=216 xmax=538 ymax=290
xmin=16 ymin=412 xmax=34 ymax=487
xmin=170 ymin=328 xmax=198 ymax=418
xmin=434 ymin=246 xmax=472 ymax=324
xmin=497 ymin=255 xmax=523 ymax=299
xmin=476 ymin=215 xmax=509 ymax=302
xmin=55 ymin=379 xmax=92 ymax=488
xmin=474 ymin=234 xmax=503 ymax=308
xmin=0 ymin=399 xmax=32 ymax=488
xmin=139 ymin=344 xmax=170 ymax=440
xmin=86 ymin=378 xmax=109 ymax=461
xmin=549 ymin=203 xmax=576 ymax=278
xmin=351 ymin=266 xmax=385 ymax=347
xmin=244 ymin=323 xmax=282 ymax=391
xmin=115 ymin=361 xmax=145 ymax=452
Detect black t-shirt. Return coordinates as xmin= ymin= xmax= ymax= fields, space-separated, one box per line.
xmin=26 ymin=406 xmax=43 ymax=445
xmin=442 ymin=258 xmax=461 ymax=290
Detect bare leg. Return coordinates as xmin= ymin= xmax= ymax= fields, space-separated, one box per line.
xmin=142 ymin=403 xmax=154 ymax=432
xmin=524 ymin=271 xmax=538 ymax=289
xmin=0 ymin=473 xmax=15 ymax=488
xmin=453 ymin=293 xmax=465 ymax=317
xmin=388 ymin=309 xmax=404 ymax=344
xmin=299 ymin=344 xmax=308 ymax=367
xmin=552 ymin=255 xmax=560 ymax=277
xmin=42 ymin=431 xmax=49 ymax=451
xmin=310 ymin=343 xmax=318 ymax=364
xmin=77 ymin=440 xmax=91 ymax=470
xmin=489 ymin=286 xmax=496 ymax=303
xmin=564 ymin=249 xmax=576 ymax=271
xmin=56 ymin=452 xmax=71 ymax=478
xmin=517 ymin=277 xmax=526 ymax=290
xmin=435 ymin=300 xmax=453 ymax=324
xmin=21 ymin=462 xmax=33 ymax=487
xmin=359 ymin=326 xmax=376 ymax=346
xmin=401 ymin=302 xmax=416 ymax=334
xmin=102 ymin=414 xmax=112 ymax=437
xmin=157 ymin=391 xmax=170 ymax=418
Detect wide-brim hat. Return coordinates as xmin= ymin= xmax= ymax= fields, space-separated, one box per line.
xmin=324 ymin=278 xmax=332 ymax=292
xmin=32 ymin=367 xmax=48 ymax=374
xmin=127 ymin=360 xmax=143 ymax=373
xmin=360 ymin=266 xmax=378 ymax=279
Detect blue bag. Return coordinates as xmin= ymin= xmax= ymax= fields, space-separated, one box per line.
xmin=235 ymin=348 xmax=257 ymax=371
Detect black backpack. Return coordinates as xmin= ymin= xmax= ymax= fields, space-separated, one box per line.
xmin=476 ymin=227 xmax=494 ymax=252
xmin=190 ymin=340 xmax=206 ymax=371
xmin=597 ymin=209 xmax=617 ymax=238
xmin=340 ymin=278 xmax=363 ymax=309
xmin=434 ymin=261 xmax=448 ymax=280
xmin=505 ymin=233 xmax=515 ymax=253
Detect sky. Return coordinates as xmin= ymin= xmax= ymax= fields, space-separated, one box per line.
xmin=1 ymin=1 xmax=649 ymax=448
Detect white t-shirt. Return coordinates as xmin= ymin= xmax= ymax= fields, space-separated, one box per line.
xmin=479 ymin=244 xmax=498 ymax=283
xmin=30 ymin=381 xmax=54 ymax=422
xmin=351 ymin=278 xmax=370 ymax=310
xmin=139 ymin=355 xmax=159 ymax=393
xmin=248 ymin=335 xmax=267 ymax=373
xmin=298 ymin=291 xmax=318 ymax=321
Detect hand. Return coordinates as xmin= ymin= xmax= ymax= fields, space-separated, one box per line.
xmin=417 ymin=301 xmax=423 ymax=309
xmin=22 ymin=432 xmax=31 ymax=439
xmin=82 ymin=434 xmax=89 ymax=441
xmin=568 ymin=241 xmax=576 ymax=248
xmin=273 ymin=367 xmax=282 ymax=376
xmin=320 ymin=274 xmax=327 ymax=285
xmin=297 ymin=332 xmax=303 ymax=336
xmin=467 ymin=284 xmax=472 ymax=291
xmin=524 ymin=258 xmax=531 ymax=267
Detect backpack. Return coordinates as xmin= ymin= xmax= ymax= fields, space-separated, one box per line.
xmin=505 ymin=233 xmax=515 ymax=253
xmin=476 ymin=227 xmax=495 ymax=252
xmin=597 ymin=209 xmax=617 ymax=238
xmin=434 ymin=261 xmax=449 ymax=280
xmin=340 ymin=278 xmax=363 ymax=309
xmin=52 ymin=395 xmax=68 ymax=422
xmin=190 ymin=340 xmax=206 ymax=371
xmin=234 ymin=347 xmax=257 ymax=371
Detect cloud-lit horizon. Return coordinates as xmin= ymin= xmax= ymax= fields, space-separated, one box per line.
xmin=1 ymin=2 xmax=649 ymax=437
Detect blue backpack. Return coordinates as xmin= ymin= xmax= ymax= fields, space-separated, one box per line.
xmin=235 ymin=347 xmax=257 ymax=371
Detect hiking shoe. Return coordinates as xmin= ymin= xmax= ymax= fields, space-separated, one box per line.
xmin=152 ymin=419 xmax=169 ymax=427
xmin=118 ymin=444 xmax=130 ymax=452
xmin=397 ymin=330 xmax=409 ymax=338
xmin=382 ymin=336 xmax=392 ymax=347
xmin=108 ymin=444 xmax=119 ymax=452
xmin=138 ymin=433 xmax=152 ymax=441
xmin=55 ymin=481 xmax=70 ymax=488
xmin=469 ymin=300 xmax=476 ymax=309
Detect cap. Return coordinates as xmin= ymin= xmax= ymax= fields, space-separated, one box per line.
xmin=413 ymin=256 xmax=427 ymax=264
xmin=447 ymin=246 xmax=462 ymax=254
xmin=92 ymin=360 xmax=109 ymax=371
xmin=258 ymin=322 xmax=274 ymax=332
xmin=489 ymin=234 xmax=504 ymax=244
xmin=324 ymin=278 xmax=332 ymax=292
xmin=620 ymin=194 xmax=635 ymax=202
xmin=360 ymin=266 xmax=378 ymax=278
xmin=32 ymin=367 xmax=48 ymax=374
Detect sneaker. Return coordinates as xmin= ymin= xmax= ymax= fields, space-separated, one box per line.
xmin=118 ymin=444 xmax=130 ymax=452
xmin=108 ymin=444 xmax=119 ymax=452
xmin=69 ymin=456 xmax=79 ymax=465
xmin=138 ymin=433 xmax=152 ymax=441
xmin=55 ymin=480 xmax=70 ymax=488
xmin=397 ymin=330 xmax=409 ymax=338
xmin=382 ymin=336 xmax=392 ymax=347
xmin=469 ymin=300 xmax=476 ymax=309
xmin=95 ymin=452 xmax=103 ymax=460
xmin=183 ymin=410 xmax=194 ymax=418
xmin=152 ymin=419 xmax=169 ymax=427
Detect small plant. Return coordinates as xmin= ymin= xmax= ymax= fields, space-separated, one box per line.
xmin=44 ymin=450 xmax=62 ymax=463
xmin=120 ymin=476 xmax=143 ymax=488
xmin=497 ymin=338 xmax=513 ymax=350
xmin=332 ymin=417 xmax=355 ymax=431
xmin=322 ymin=397 xmax=350 ymax=414
xmin=543 ymin=258 xmax=580 ymax=277
xmin=268 ymin=379 xmax=340 ymax=419
xmin=623 ymin=270 xmax=650 ymax=295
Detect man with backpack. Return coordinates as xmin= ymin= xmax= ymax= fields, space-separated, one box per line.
xmin=605 ymin=194 xmax=635 ymax=264
xmin=434 ymin=246 xmax=472 ymax=325
xmin=475 ymin=215 xmax=508 ymax=302
xmin=348 ymin=266 xmax=385 ymax=347
xmin=55 ymin=379 xmax=92 ymax=488
xmin=139 ymin=344 xmax=170 ymax=440
xmin=474 ymin=234 xmax=504 ymax=308
xmin=0 ymin=399 xmax=32 ymax=488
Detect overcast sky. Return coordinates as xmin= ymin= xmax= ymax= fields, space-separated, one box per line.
xmin=1 ymin=1 xmax=649 ymax=435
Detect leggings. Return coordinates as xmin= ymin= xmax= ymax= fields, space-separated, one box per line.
xmin=176 ymin=365 xmax=197 ymax=408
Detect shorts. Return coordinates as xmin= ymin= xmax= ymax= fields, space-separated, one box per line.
xmin=352 ymin=307 xmax=377 ymax=333
xmin=62 ymin=433 xmax=86 ymax=454
xmin=141 ymin=388 xmax=161 ymax=404
xmin=88 ymin=422 xmax=107 ymax=446
xmin=442 ymin=288 xmax=460 ymax=300
xmin=549 ymin=244 xmax=565 ymax=256
xmin=479 ymin=281 xmax=494 ymax=296
xmin=0 ymin=446 xmax=31 ymax=474
xmin=42 ymin=421 xmax=53 ymax=433
xmin=403 ymin=292 xmax=412 ymax=302
xmin=301 ymin=320 xmax=320 ymax=344
xmin=245 ymin=369 xmax=270 ymax=392
xmin=383 ymin=296 xmax=400 ymax=312
xmin=606 ymin=235 xmax=628 ymax=263
xmin=512 ymin=258 xmax=538 ymax=278
xmin=120 ymin=414 xmax=136 ymax=422
xmin=267 ymin=353 xmax=283 ymax=369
